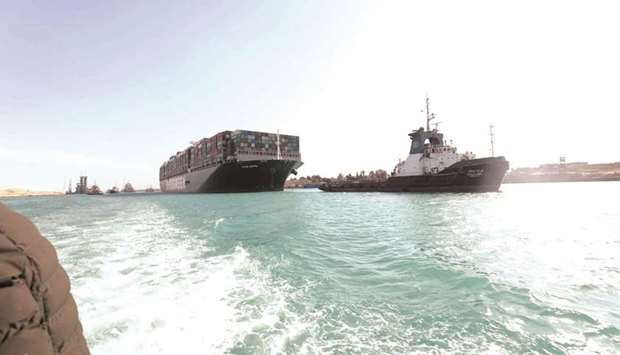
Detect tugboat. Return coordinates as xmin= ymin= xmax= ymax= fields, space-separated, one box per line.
xmin=121 ymin=183 xmax=135 ymax=193
xmin=319 ymin=97 xmax=509 ymax=193
xmin=106 ymin=186 xmax=119 ymax=194
xmin=87 ymin=184 xmax=103 ymax=195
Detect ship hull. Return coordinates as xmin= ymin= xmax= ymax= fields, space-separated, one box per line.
xmin=160 ymin=159 xmax=302 ymax=193
xmin=319 ymin=157 xmax=509 ymax=193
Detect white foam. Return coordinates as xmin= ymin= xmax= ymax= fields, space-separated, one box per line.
xmin=68 ymin=205 xmax=315 ymax=354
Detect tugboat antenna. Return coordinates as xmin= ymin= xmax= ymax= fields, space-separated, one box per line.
xmin=489 ymin=124 xmax=495 ymax=157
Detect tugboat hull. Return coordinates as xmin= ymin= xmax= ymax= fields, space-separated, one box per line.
xmin=319 ymin=157 xmax=509 ymax=193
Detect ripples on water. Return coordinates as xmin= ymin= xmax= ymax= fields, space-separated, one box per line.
xmin=2 ymin=182 xmax=619 ymax=354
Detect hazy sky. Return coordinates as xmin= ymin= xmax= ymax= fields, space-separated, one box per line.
xmin=2 ymin=0 xmax=619 ymax=190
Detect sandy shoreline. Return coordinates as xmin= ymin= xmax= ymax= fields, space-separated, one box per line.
xmin=0 ymin=188 xmax=63 ymax=197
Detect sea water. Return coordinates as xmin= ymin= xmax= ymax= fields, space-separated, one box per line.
xmin=2 ymin=182 xmax=619 ymax=354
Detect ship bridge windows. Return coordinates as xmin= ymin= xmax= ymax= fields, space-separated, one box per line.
xmin=424 ymin=137 xmax=441 ymax=146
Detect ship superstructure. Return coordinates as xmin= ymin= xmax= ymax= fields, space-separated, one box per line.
xmin=320 ymin=97 xmax=509 ymax=193
xmin=159 ymin=130 xmax=302 ymax=193
xmin=393 ymin=97 xmax=476 ymax=178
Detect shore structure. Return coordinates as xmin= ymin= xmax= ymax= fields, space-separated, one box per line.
xmin=0 ymin=188 xmax=62 ymax=197
xmin=66 ymin=176 xmax=134 ymax=195
xmin=69 ymin=176 xmax=88 ymax=194
xmin=159 ymin=130 xmax=302 ymax=193
xmin=66 ymin=176 xmax=91 ymax=195
xmin=505 ymin=161 xmax=620 ymax=183
xmin=320 ymin=97 xmax=509 ymax=193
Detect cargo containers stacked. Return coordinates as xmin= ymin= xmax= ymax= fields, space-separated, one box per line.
xmin=160 ymin=131 xmax=232 ymax=181
xmin=161 ymin=130 xmax=302 ymax=181
xmin=159 ymin=129 xmax=303 ymax=193
xmin=189 ymin=138 xmax=208 ymax=170
xmin=187 ymin=131 xmax=233 ymax=170
xmin=160 ymin=151 xmax=187 ymax=180
xmin=279 ymin=134 xmax=300 ymax=158
xmin=231 ymin=130 xmax=300 ymax=159
xmin=207 ymin=131 xmax=232 ymax=165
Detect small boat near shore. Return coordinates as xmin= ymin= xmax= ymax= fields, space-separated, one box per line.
xmin=121 ymin=183 xmax=135 ymax=193
xmin=320 ymin=97 xmax=509 ymax=193
xmin=87 ymin=184 xmax=103 ymax=195
xmin=106 ymin=186 xmax=119 ymax=194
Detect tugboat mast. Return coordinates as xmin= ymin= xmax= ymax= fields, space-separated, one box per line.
xmin=489 ymin=124 xmax=495 ymax=157
xmin=425 ymin=96 xmax=435 ymax=131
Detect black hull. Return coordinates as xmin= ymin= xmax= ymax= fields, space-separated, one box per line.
xmin=201 ymin=160 xmax=301 ymax=193
xmin=319 ymin=157 xmax=509 ymax=193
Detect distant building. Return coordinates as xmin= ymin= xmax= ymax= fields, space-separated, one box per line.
xmin=74 ymin=176 xmax=88 ymax=194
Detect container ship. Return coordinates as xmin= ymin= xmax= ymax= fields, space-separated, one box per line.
xmin=160 ymin=130 xmax=302 ymax=193
xmin=319 ymin=98 xmax=509 ymax=193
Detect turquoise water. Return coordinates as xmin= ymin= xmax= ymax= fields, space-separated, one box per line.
xmin=2 ymin=182 xmax=619 ymax=354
